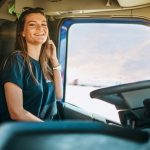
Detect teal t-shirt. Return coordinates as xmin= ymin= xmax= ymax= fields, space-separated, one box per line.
xmin=0 ymin=52 xmax=57 ymax=122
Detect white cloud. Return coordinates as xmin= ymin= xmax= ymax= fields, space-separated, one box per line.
xmin=67 ymin=23 xmax=150 ymax=86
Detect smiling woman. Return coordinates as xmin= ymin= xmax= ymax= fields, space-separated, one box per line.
xmin=22 ymin=13 xmax=49 ymax=58
xmin=23 ymin=15 xmax=48 ymax=44
xmin=0 ymin=7 xmax=63 ymax=123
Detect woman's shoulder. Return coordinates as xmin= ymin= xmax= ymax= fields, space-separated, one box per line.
xmin=2 ymin=50 xmax=26 ymax=68
xmin=8 ymin=50 xmax=25 ymax=61
xmin=4 ymin=50 xmax=27 ymax=65
xmin=0 ymin=50 xmax=26 ymax=73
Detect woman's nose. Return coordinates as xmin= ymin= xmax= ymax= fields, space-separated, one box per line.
xmin=36 ymin=24 xmax=43 ymax=31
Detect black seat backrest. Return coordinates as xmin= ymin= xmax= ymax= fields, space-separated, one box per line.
xmin=0 ymin=19 xmax=16 ymax=65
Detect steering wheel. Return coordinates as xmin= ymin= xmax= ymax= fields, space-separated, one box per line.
xmin=90 ymin=80 xmax=150 ymax=109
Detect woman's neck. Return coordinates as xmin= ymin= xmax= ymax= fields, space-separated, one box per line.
xmin=27 ymin=43 xmax=42 ymax=61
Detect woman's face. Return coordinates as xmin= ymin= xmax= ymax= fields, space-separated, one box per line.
xmin=22 ymin=13 xmax=48 ymax=46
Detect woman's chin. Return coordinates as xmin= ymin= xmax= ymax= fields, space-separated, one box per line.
xmin=34 ymin=39 xmax=47 ymax=45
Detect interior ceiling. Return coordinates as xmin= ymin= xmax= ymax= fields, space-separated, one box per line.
xmin=14 ymin=0 xmax=150 ymax=17
xmin=0 ymin=0 xmax=150 ymax=20
xmin=15 ymin=0 xmax=120 ymax=15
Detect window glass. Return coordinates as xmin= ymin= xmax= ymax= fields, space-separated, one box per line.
xmin=65 ymin=22 xmax=150 ymax=123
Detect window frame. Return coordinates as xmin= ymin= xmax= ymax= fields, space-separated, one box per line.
xmin=58 ymin=17 xmax=150 ymax=102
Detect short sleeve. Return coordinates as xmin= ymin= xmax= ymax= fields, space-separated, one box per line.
xmin=1 ymin=54 xmax=25 ymax=89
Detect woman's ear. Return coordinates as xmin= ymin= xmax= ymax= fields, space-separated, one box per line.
xmin=22 ymin=32 xmax=25 ymax=37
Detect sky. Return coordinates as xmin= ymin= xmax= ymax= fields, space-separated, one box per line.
xmin=67 ymin=23 xmax=150 ymax=86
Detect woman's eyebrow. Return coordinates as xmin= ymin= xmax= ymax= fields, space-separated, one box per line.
xmin=27 ymin=20 xmax=47 ymax=23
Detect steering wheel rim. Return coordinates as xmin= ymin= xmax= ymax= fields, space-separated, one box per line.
xmin=90 ymin=80 xmax=150 ymax=97
xmin=90 ymin=80 xmax=150 ymax=109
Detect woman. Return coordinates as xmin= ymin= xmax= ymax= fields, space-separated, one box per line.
xmin=0 ymin=7 xmax=63 ymax=122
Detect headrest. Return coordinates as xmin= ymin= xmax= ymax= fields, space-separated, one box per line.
xmin=0 ymin=19 xmax=16 ymax=64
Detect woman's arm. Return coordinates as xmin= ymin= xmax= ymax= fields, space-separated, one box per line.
xmin=4 ymin=82 xmax=43 ymax=122
xmin=51 ymin=58 xmax=63 ymax=100
xmin=46 ymin=40 xmax=63 ymax=100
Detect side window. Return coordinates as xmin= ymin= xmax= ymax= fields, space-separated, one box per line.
xmin=59 ymin=19 xmax=150 ymax=123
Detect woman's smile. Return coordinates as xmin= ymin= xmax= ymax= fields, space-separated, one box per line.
xmin=22 ymin=13 xmax=48 ymax=45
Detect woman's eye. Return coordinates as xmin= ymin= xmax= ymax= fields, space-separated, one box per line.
xmin=28 ymin=23 xmax=47 ymax=28
xmin=42 ymin=24 xmax=47 ymax=27
xmin=29 ymin=23 xmax=36 ymax=26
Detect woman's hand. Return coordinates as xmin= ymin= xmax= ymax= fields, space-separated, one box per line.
xmin=46 ymin=40 xmax=59 ymax=66
xmin=46 ymin=40 xmax=57 ymax=60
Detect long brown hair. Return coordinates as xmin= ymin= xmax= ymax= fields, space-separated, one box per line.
xmin=15 ymin=7 xmax=53 ymax=83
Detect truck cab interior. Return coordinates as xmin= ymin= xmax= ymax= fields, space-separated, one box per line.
xmin=0 ymin=0 xmax=150 ymax=149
